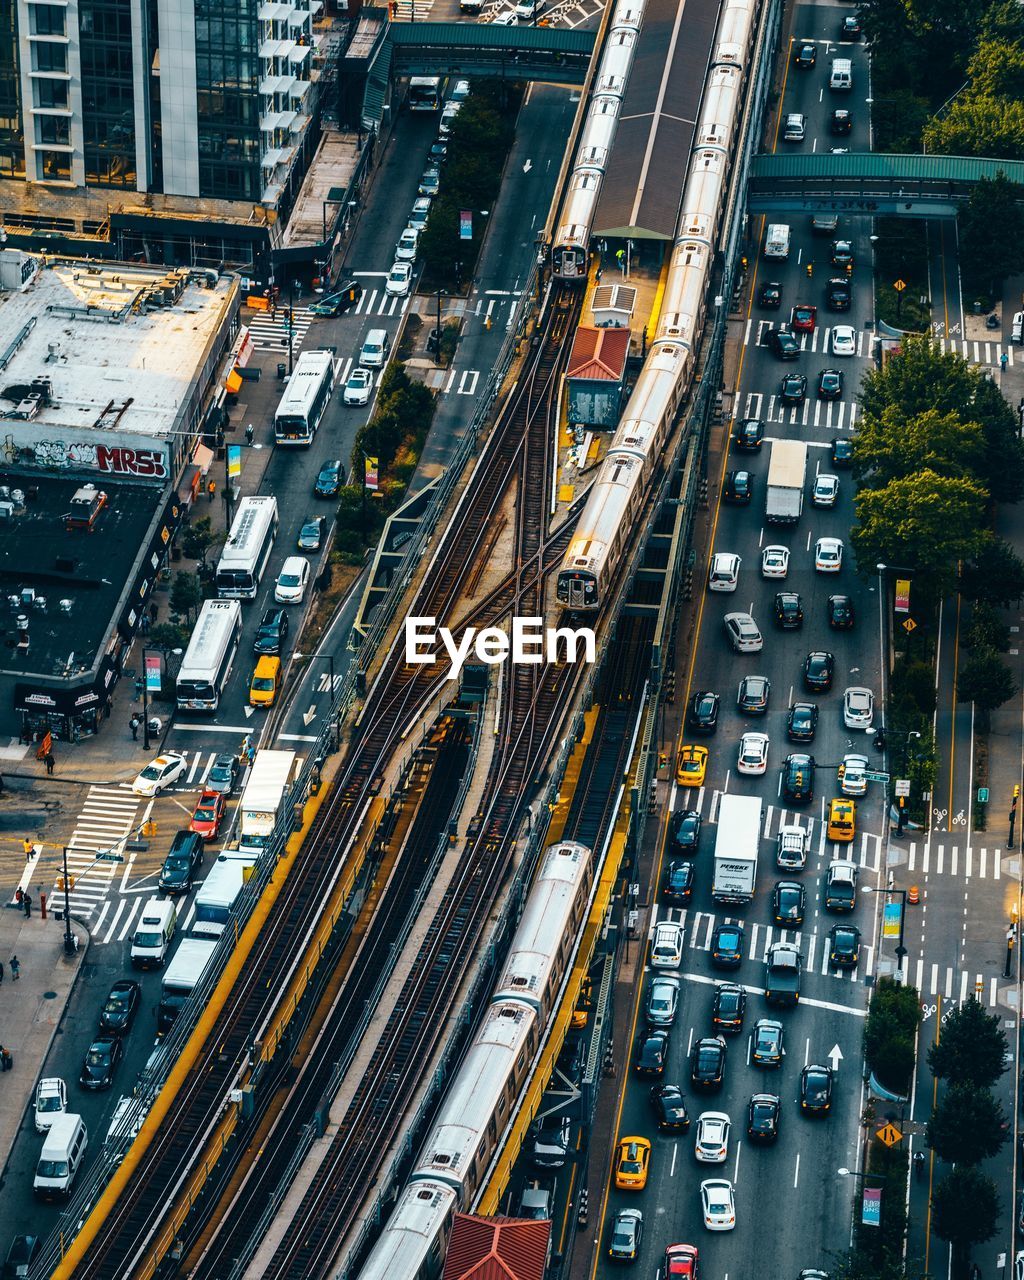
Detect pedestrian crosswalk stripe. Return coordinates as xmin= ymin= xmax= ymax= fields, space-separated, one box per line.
xmin=904 ymin=840 xmax=1002 ymax=879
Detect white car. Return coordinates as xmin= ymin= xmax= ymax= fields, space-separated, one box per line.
xmin=275 ymin=556 xmax=311 ymax=604
xmin=694 ymin=1112 xmax=731 ymax=1164
xmin=700 ymin=1178 xmax=736 ymax=1231
xmin=812 ymin=473 xmax=839 ymax=508
xmin=737 ymin=731 xmax=770 ymax=776
xmin=418 ymin=168 xmax=440 ymax=197
xmin=451 ymin=79 xmax=471 ymax=101
xmin=761 ymin=545 xmax=790 ymax=579
xmin=843 ymin=686 xmax=875 ymax=729
xmin=439 ymin=101 xmax=461 ymax=137
xmin=408 ymin=196 xmax=432 ymax=232
xmin=831 ymin=324 xmax=856 ymax=356
xmin=131 ymin=752 xmax=187 ymax=797
xmin=343 ymin=367 xmax=373 ymax=406
xmin=650 ymin=920 xmax=684 ymax=969
xmin=708 ymin=552 xmax=740 ymax=592
xmin=724 ymin=612 xmax=763 ymax=653
xmin=815 ymin=536 xmax=844 ymax=573
xmin=35 ymin=1077 xmax=68 ymax=1133
xmin=839 ymin=752 xmax=869 ymax=796
xmin=386 ymin=261 xmax=413 ymax=296
xmin=395 ymin=227 xmax=419 ymax=262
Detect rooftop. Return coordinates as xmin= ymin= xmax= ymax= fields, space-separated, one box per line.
xmin=282 ymin=130 xmax=362 ymax=249
xmin=441 ymin=1215 xmax=550 ymax=1280
xmin=0 ymin=255 xmax=237 ymax=438
xmin=567 ymin=326 xmax=630 ymax=381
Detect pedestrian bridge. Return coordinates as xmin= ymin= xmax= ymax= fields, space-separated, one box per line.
xmin=747 ymin=153 xmax=1024 ymax=219
xmin=387 ymin=21 xmax=595 ymax=85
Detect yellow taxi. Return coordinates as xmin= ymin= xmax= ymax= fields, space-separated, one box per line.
xmin=827 ymin=798 xmax=856 ymax=843
xmin=675 ymin=745 xmax=708 ymax=787
xmin=249 ymin=656 xmax=282 ymax=708
xmin=614 ymin=1136 xmax=651 ymax=1190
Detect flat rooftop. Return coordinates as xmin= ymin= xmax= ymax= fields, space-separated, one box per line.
xmin=0 ymin=470 xmax=162 ymax=682
xmin=0 ymin=257 xmax=236 ymax=438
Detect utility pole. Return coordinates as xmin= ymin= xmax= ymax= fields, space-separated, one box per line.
xmin=62 ymin=845 xmax=75 ymax=954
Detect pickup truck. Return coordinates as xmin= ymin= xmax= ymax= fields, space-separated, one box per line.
xmin=764 ymin=942 xmax=802 ymax=1006
xmin=776 ymin=824 xmax=808 ymax=870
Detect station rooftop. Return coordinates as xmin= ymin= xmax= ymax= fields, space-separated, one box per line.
xmin=0 ymin=255 xmax=237 ymax=439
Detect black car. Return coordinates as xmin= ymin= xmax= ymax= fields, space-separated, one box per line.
xmin=826 ymin=277 xmax=851 ymax=310
xmin=313 ymin=458 xmax=345 ymax=498
xmin=780 ymin=372 xmax=807 ymax=404
xmin=794 ymin=41 xmax=816 ymax=68
xmin=663 ymin=859 xmax=695 ymax=904
xmin=830 ymin=108 xmax=852 ymax=135
xmin=711 ymin=923 xmax=745 ymax=969
xmin=786 ymin=702 xmax=818 ymax=742
xmin=687 ymin=689 xmax=720 ymax=734
xmin=297 ymin=515 xmax=326 ymax=551
xmin=737 ymin=674 xmax=770 ymax=715
xmin=840 ymin=13 xmax=861 ymax=38
xmin=751 ymin=1017 xmax=784 ymax=1067
xmin=828 ymin=594 xmax=855 ymax=629
xmin=759 ymin=280 xmax=783 ymax=308
xmin=828 ymin=923 xmax=862 ymax=968
xmin=253 ymin=607 xmax=289 ymax=656
xmin=428 ymin=140 xmax=448 ymax=164
xmin=159 ymin=829 xmax=204 ymax=895
xmin=831 ymin=438 xmax=854 ymax=467
xmin=690 ymin=1036 xmax=727 ymax=1090
xmin=831 ymin=239 xmax=854 ymax=268
xmin=99 ymin=979 xmax=142 ymax=1035
xmin=2 ymin=1236 xmax=41 ymax=1280
xmin=772 ymin=880 xmax=806 ymax=927
xmin=803 ymin=651 xmax=835 ymax=692
xmin=712 ymin=983 xmax=747 ymax=1033
xmin=800 ymin=1063 xmax=834 ymax=1115
xmin=724 ymin=471 xmax=754 ymax=504
xmin=747 ymin=1093 xmax=780 ymax=1143
xmin=308 ymin=280 xmax=363 ymax=317
xmin=818 ymin=369 xmax=844 ymax=401
xmin=781 ymin=753 xmax=815 ymax=804
xmin=635 ymin=1030 xmax=670 ymax=1077
xmin=80 ymin=1035 xmax=123 ymax=1090
xmin=767 ymin=327 xmax=801 ymax=359
xmin=774 ymin=592 xmax=803 ymax=630
xmin=650 ymin=1083 xmax=691 ymax=1132
xmin=671 ymin=810 xmax=702 ymax=856
xmin=735 ymin=417 xmax=764 ymax=450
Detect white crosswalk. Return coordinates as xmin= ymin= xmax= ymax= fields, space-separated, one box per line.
xmin=744 ymin=317 xmax=868 ymax=360
xmin=903 ymin=841 xmax=1004 ymax=880
xmin=350 ymin=287 xmax=410 ymax=319
xmin=247 ymin=305 xmax=316 ymax=353
xmin=934 ymin=336 xmax=1016 ymax=369
xmin=55 ymin=785 xmax=141 ymax=919
xmin=741 ymin=389 xmax=859 ymax=432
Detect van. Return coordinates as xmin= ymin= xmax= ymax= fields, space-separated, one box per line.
xmin=764 ymin=224 xmax=791 ymax=259
xmin=826 ymin=801 xmax=856 ymax=845
xmin=1013 ymin=312 xmax=1023 ymax=344
xmin=131 ymin=896 xmax=176 ymax=969
xmin=33 ymin=1113 xmax=87 ymax=1199
xmin=249 ymin=655 xmax=282 ymax=707
xmin=783 ymin=113 xmax=805 ymax=142
xmin=708 ymin=552 xmax=741 ymax=592
xmin=515 ymin=0 xmax=544 ymax=17
xmin=359 ymin=327 xmax=389 ymax=369
xmin=829 ymin=58 xmax=852 ymax=90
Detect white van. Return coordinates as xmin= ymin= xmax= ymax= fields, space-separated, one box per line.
xmin=33 ymin=1113 xmax=87 ymax=1200
xmin=359 ymin=327 xmax=390 ymax=369
xmin=131 ymin=896 xmax=176 ymax=969
xmin=830 ymin=58 xmax=852 ymax=90
xmin=1012 ymin=312 xmax=1023 ymax=344
xmin=764 ymin=224 xmax=791 ymax=259
xmin=515 ymin=0 xmax=544 ymax=18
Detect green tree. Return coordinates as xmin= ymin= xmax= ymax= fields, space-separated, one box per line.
xmin=959 ymin=172 xmax=1024 ymax=295
xmin=852 ymin=406 xmax=985 ymax=487
xmin=859 ymin=0 xmax=1004 ymax=98
xmin=851 ymin=471 xmax=990 ymax=597
xmin=181 ymin=514 xmax=217 ymax=566
xmin=924 ymin=94 xmax=1024 ymax=158
xmin=863 ymin=978 xmax=922 ymax=1095
xmin=873 ymin=90 xmax=932 ymax=152
xmin=928 ymin=996 xmax=1008 ymax=1088
xmin=967 ymin=36 xmax=1024 ymax=98
xmin=927 ymin=1084 xmax=1008 ymax=1164
xmin=964 ymin=601 xmax=1010 ymax=652
xmin=829 ymin=1247 xmax=908 ymax=1280
xmin=169 ymin=570 xmax=202 ymax=623
xmin=956 ymin=647 xmax=1017 ymax=725
xmin=931 ymin=1166 xmax=1001 ymax=1273
xmin=891 ymin=657 xmax=938 ymax=717
xmin=147 ymin=622 xmax=189 ymax=651
xmin=961 ymin=539 xmax=1024 ymax=604
xmin=970 ymin=375 xmax=1024 ymax=503
xmin=859 ymin=335 xmax=973 ymax=422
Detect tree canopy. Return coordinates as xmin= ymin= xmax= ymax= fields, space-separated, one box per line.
xmin=958 ymin=173 xmax=1024 ymax=297
xmin=931 ymin=1166 xmax=1001 ymax=1256
xmin=957 ymin=647 xmax=1017 ymax=718
xmin=852 ymin=407 xmax=986 ymax=488
xmin=960 ymin=538 xmax=1024 ymax=604
xmin=927 ymin=1083 xmax=1008 ymax=1164
xmin=927 ymin=996 xmax=1008 ymax=1088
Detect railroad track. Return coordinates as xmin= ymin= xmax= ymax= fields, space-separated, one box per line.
xmin=64 ymin=290 xmax=581 ymax=1280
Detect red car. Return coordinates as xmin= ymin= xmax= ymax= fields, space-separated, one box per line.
xmin=791 ymin=304 xmax=817 ymax=332
xmin=665 ymin=1244 xmax=699 ymax=1277
xmin=189 ymin=789 xmax=226 ymax=840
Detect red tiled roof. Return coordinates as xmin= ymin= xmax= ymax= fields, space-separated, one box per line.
xmin=442 ymin=1214 xmax=550 ymax=1280
xmin=567 ymin=325 xmax=630 ymax=382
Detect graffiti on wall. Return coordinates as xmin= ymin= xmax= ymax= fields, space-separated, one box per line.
xmin=0 ymin=433 xmax=168 ymax=479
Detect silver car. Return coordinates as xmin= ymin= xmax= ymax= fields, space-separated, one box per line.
xmin=843 ymin=686 xmax=874 ymax=729
xmin=646 ymin=974 xmax=680 ymax=1027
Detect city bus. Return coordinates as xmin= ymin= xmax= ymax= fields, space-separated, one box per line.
xmin=274 ymin=350 xmax=336 ymax=446
xmin=408 ymin=76 xmax=442 ymax=111
xmin=215 ymin=496 xmax=279 ymax=599
xmin=176 ymin=599 xmax=242 ymax=712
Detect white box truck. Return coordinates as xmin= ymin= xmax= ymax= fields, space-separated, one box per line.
xmin=238 ymin=749 xmax=298 ymax=857
xmin=764 ymin=224 xmax=791 ymax=259
xmin=192 ymin=851 xmax=257 ymax=937
xmin=157 ymin=937 xmax=219 ymax=1035
xmin=712 ymin=794 xmax=763 ymax=905
xmin=765 ymin=440 xmax=807 ymax=524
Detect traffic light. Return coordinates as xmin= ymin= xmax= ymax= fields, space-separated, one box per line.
xmin=1014 ymin=784 xmax=1020 ymax=800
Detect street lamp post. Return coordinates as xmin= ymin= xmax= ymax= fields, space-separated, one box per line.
xmin=142 ymin=647 xmax=156 ymax=751
xmin=864 ymin=883 xmax=909 ymax=982
xmin=61 ymin=845 xmax=75 ymax=954
xmin=435 ymin=289 xmax=445 ymax=367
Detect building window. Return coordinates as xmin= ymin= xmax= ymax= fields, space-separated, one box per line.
xmin=36 ymin=149 xmax=71 ymax=181
xmin=35 ymin=113 xmax=69 ymax=144
xmin=0 ymin=0 xmax=23 ymax=176
xmin=194 ymin=0 xmax=261 ymax=201
xmin=32 ymin=43 xmax=67 ymax=73
xmin=79 ymin=0 xmax=136 ymax=187
xmin=34 ymin=77 xmax=68 ymax=108
xmin=30 ymin=4 xmax=66 ymax=36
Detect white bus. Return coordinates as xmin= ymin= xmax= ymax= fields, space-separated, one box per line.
xmin=176 ymin=599 xmax=242 ymax=712
xmin=215 ymin=496 xmax=279 ymax=599
xmin=274 ymin=350 xmax=336 ymax=446
xmin=408 ymin=76 xmax=442 ymax=111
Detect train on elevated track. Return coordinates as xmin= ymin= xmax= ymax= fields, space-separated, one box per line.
xmin=557 ymin=0 xmax=761 ymax=611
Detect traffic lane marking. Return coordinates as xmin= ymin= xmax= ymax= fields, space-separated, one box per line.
xmin=671 ymin=968 xmax=867 ymax=1017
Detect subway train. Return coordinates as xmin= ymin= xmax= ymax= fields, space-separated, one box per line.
xmin=356 ymin=841 xmax=593 ymax=1280
xmin=557 ymin=0 xmax=762 ymax=611
xmin=550 ymin=0 xmax=647 ymax=280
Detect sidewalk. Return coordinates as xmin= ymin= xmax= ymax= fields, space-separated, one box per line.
xmin=0 ymin=905 xmax=89 ymax=1178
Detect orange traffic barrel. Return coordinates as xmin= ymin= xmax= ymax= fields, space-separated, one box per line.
xmin=908 ymin=884 xmax=920 ymax=905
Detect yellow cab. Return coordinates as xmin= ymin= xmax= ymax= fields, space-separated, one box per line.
xmin=249 ymin=656 xmax=282 ymax=708
xmin=675 ymin=745 xmax=708 ymax=788
xmin=827 ymin=798 xmax=856 ymax=843
xmin=614 ymin=1136 xmax=651 ymax=1190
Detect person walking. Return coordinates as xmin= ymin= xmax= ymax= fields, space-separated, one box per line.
xmin=22 ymin=837 xmax=34 ymax=861
xmin=43 ymin=751 xmax=55 ymax=776
xmin=0 ymin=1046 xmax=10 ymax=1072
xmin=207 ymin=477 xmax=216 ymax=502
xmin=129 ymin=714 xmax=140 ymax=741
xmin=22 ymin=891 xmax=31 ymax=919
xmin=245 ymin=423 xmax=255 ymax=446
xmin=10 ymin=955 xmax=19 ymax=981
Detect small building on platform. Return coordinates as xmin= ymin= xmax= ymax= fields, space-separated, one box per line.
xmin=566 ymin=325 xmax=631 ymax=429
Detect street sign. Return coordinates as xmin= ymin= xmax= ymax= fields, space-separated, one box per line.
xmin=895 ymin=779 xmax=911 ymax=797
xmin=96 ymin=852 xmax=125 ymax=863
xmin=877 ymin=1122 xmax=902 ymax=1147
xmin=865 ymin=770 xmax=890 ymax=783
xmin=893 ymin=278 xmax=907 ymax=292
xmin=902 ymin=618 xmax=917 ymax=633
xmin=978 ymin=787 xmax=990 ymax=803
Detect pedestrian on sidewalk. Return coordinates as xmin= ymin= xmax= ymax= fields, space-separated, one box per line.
xmin=207 ymin=478 xmax=216 ymax=502
xmin=22 ymin=837 xmax=34 ymax=861
xmin=10 ymin=956 xmax=19 ymax=981
xmin=14 ymin=889 xmax=22 ymax=909
xmin=22 ymin=891 xmax=31 ymax=919
xmin=245 ymin=423 xmax=255 ymax=446
xmin=130 ymin=714 xmax=140 ymax=741
xmin=43 ymin=751 xmax=55 ymax=776
xmin=0 ymin=1046 xmax=10 ymax=1071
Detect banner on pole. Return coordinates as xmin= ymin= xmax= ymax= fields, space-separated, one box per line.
xmin=145 ymin=651 xmax=162 ymax=694
xmin=861 ymin=1187 xmax=882 ymax=1227
xmin=459 ymin=209 xmax=473 ymax=241
xmin=365 ymin=456 xmax=378 ymax=490
xmin=882 ymin=900 xmax=903 ymax=940
xmin=894 ymin=577 xmax=911 ymax=614
xmin=227 ymin=445 xmax=242 ymax=479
